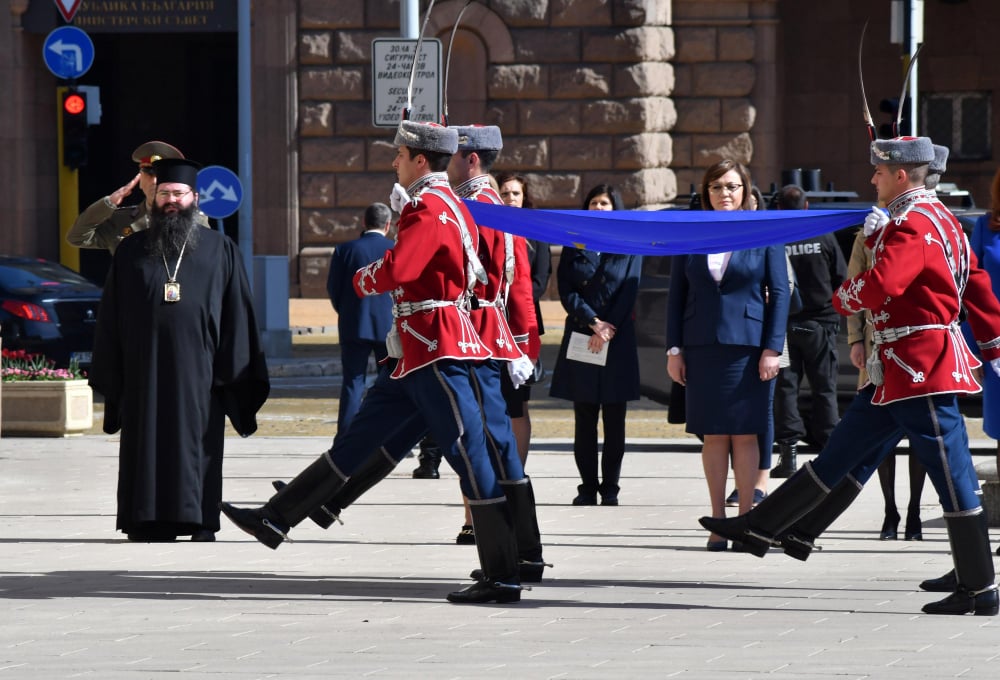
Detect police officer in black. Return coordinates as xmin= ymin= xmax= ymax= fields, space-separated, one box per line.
xmin=770 ymin=185 xmax=847 ymax=477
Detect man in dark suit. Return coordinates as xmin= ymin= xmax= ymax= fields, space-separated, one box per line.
xmin=327 ymin=202 xmax=395 ymax=436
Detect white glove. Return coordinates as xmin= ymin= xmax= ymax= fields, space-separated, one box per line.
xmin=390 ymin=183 xmax=411 ymax=213
xmin=507 ymin=355 xmax=534 ymax=389
xmin=991 ymin=357 xmax=1000 ymax=379
xmin=863 ymin=206 xmax=890 ymax=237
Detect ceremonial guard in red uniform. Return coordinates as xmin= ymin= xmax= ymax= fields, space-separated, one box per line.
xmin=448 ymin=124 xmax=546 ymax=580
xmin=701 ymin=136 xmax=1000 ymax=616
xmin=269 ymin=125 xmax=551 ymax=588
xmin=221 ymin=121 xmax=525 ymax=604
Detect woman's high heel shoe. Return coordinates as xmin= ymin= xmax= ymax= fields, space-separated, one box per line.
xmin=904 ymin=511 xmax=922 ymax=541
xmin=880 ymin=510 xmax=900 ymax=540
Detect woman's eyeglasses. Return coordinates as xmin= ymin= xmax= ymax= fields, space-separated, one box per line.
xmin=708 ymin=183 xmax=743 ymax=194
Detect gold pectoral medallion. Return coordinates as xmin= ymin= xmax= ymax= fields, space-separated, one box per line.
xmin=164 ymin=281 xmax=181 ymax=303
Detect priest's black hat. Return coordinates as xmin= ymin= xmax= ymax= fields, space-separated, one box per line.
xmin=152 ymin=158 xmax=201 ymax=188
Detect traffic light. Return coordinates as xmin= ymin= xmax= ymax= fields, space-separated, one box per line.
xmin=62 ymin=90 xmax=88 ymax=169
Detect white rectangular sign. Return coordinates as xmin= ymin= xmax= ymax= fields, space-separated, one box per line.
xmin=372 ymin=38 xmax=442 ymax=128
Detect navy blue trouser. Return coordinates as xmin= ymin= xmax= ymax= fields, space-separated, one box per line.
xmin=352 ymin=360 xmax=526 ymax=484
xmin=809 ymin=386 xmax=981 ymax=515
xmin=326 ymin=359 xmax=503 ymax=501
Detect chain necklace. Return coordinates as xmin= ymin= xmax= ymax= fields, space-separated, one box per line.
xmin=161 ymin=236 xmax=190 ymax=303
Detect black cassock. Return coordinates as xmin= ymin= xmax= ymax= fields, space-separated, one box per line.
xmin=90 ymin=229 xmax=269 ymax=536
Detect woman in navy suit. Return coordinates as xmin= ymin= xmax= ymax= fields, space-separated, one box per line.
xmin=550 ymin=184 xmax=642 ymax=506
xmin=666 ymin=160 xmax=790 ymax=550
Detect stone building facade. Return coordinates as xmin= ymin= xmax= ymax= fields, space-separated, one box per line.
xmin=2 ymin=0 xmax=999 ymax=298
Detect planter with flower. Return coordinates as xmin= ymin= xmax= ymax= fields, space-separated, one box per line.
xmin=1 ymin=348 xmax=93 ymax=436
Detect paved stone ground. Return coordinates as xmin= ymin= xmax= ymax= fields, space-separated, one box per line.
xmin=1 ymin=435 xmax=999 ymax=679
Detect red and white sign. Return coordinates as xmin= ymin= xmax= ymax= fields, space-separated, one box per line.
xmin=54 ymin=0 xmax=82 ymax=23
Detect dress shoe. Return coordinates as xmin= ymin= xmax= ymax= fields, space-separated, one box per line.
xmin=706 ymin=539 xmax=728 ymax=552
xmin=447 ymin=579 xmax=522 ymax=604
xmin=879 ymin=510 xmax=900 ymax=540
xmin=411 ymin=462 xmax=440 ymax=479
xmin=600 ymin=494 xmax=619 ymax=506
xmin=752 ymin=489 xmax=767 ymax=506
xmin=190 ymin=529 xmax=216 ymax=542
xmin=572 ymin=492 xmax=597 ymax=506
xmin=219 ymin=502 xmax=289 ymax=550
xmin=921 ymin=587 xmax=999 ymax=616
xmin=904 ymin=511 xmax=922 ymax=540
xmin=920 ymin=569 xmax=958 ymax=592
xmin=725 ymin=489 xmax=738 ymax=507
xmin=455 ymin=524 xmax=476 ymax=545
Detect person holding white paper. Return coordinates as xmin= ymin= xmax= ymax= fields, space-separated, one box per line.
xmin=549 ymin=184 xmax=642 ymax=506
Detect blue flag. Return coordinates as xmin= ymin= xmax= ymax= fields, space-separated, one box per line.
xmin=463 ymin=202 xmax=867 ymax=255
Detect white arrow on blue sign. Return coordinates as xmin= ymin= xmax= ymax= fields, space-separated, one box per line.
xmin=43 ymin=26 xmax=95 ymax=80
xmin=196 ymin=165 xmax=243 ymax=219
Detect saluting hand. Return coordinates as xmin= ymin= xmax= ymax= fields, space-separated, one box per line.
xmin=108 ymin=173 xmax=142 ymax=207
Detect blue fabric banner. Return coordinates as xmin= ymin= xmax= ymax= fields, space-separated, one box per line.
xmin=463 ymin=202 xmax=867 ymax=255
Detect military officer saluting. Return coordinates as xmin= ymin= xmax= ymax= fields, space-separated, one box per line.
xmin=67 ymin=140 xmax=207 ymax=253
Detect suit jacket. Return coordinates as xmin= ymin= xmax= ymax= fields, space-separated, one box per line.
xmin=328 ymin=230 xmax=395 ymax=344
xmin=666 ymin=245 xmax=789 ymax=353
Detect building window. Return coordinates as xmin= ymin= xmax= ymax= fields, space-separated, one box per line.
xmin=921 ymin=92 xmax=991 ymax=161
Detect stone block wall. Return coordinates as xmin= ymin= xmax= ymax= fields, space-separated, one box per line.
xmin=294 ymin=0 xmax=686 ymax=295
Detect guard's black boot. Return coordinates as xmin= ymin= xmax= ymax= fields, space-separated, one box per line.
xmin=221 ymin=451 xmax=347 ymax=549
xmin=699 ymin=464 xmax=830 ymax=558
xmin=271 ymin=480 xmax=342 ymax=529
xmin=470 ymin=478 xmax=551 ymax=583
xmin=770 ymin=442 xmax=798 ymax=479
xmin=779 ymin=475 xmax=863 ymax=561
xmin=412 ymin=436 xmax=442 ymax=479
xmin=922 ymin=514 xmax=999 ymax=616
xmin=271 ymin=447 xmax=400 ymax=529
xmin=448 ymin=500 xmax=522 ymax=604
xmin=920 ymin=569 xmax=957 ymax=593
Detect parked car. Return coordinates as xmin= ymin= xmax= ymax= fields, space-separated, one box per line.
xmin=635 ymin=200 xmax=986 ymax=426
xmin=0 ymin=257 xmax=101 ymax=369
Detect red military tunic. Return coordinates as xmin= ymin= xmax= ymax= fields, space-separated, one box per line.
xmin=834 ymin=187 xmax=1000 ymax=404
xmin=353 ymin=172 xmax=492 ymax=378
xmin=454 ymin=175 xmax=540 ymax=362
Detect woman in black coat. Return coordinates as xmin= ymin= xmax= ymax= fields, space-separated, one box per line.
xmin=549 ymin=184 xmax=642 ymax=506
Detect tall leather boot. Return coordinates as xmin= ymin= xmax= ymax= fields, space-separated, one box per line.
xmin=922 ymin=513 xmax=999 ymax=616
xmin=770 ymin=442 xmax=798 ymax=479
xmin=412 ymin=436 xmax=442 ymax=479
xmin=447 ymin=500 xmax=522 ymax=604
xmin=470 ymin=477 xmax=551 ymax=583
xmin=699 ymin=463 xmax=830 ymax=557
xmin=220 ymin=451 xmax=347 ymax=549
xmin=779 ymin=475 xmax=863 ymax=561
xmin=271 ymin=447 xmax=401 ymax=529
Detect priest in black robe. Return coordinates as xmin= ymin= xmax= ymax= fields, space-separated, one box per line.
xmin=90 ymin=158 xmax=269 ymax=542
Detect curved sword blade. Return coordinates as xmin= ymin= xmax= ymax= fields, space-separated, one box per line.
xmin=443 ymin=0 xmax=474 ymax=125
xmin=894 ymin=43 xmax=924 ymax=137
xmin=858 ymin=20 xmax=877 ymax=142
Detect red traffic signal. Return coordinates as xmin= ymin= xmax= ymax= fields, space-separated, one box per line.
xmin=63 ymin=93 xmax=86 ymax=116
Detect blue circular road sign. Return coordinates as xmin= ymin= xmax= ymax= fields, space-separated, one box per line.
xmin=196 ymin=165 xmax=244 ymax=219
xmin=43 ymin=26 xmax=95 ymax=80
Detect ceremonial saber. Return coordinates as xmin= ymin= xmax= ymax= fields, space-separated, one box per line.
xmin=893 ymin=43 xmax=924 ymax=137
xmin=858 ymin=20 xmax=877 ymax=142
xmin=442 ymin=0 xmax=474 ymax=126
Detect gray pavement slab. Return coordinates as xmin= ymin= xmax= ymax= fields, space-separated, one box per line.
xmin=1 ymin=435 xmax=998 ymax=679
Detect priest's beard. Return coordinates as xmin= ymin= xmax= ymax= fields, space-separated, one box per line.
xmin=147 ymin=204 xmax=201 ymax=259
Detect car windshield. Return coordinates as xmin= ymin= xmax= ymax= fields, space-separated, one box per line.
xmin=0 ymin=260 xmax=96 ymax=291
